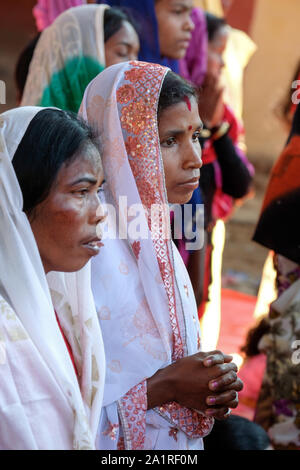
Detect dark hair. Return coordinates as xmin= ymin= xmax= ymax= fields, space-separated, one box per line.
xmin=205 ymin=12 xmax=227 ymax=42
xmin=12 ymin=108 xmax=98 ymax=214
xmin=104 ymin=6 xmax=139 ymax=42
xmin=203 ymin=415 xmax=271 ymax=450
xmin=15 ymin=33 xmax=41 ymax=102
xmin=158 ymin=70 xmax=198 ymax=119
xmin=241 ymin=317 xmax=270 ymax=357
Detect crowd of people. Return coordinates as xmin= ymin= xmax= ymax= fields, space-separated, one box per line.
xmin=0 ymin=0 xmax=299 ymax=451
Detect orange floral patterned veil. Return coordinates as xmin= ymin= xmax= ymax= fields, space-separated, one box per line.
xmin=79 ymin=61 xmax=213 ymax=450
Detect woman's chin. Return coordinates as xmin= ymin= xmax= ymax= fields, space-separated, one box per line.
xmin=47 ymin=257 xmax=91 ymax=274
xmin=168 ymin=193 xmax=194 ymax=205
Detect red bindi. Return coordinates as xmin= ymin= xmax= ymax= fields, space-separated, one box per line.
xmin=183 ymin=96 xmax=191 ymax=112
xmin=188 ymin=125 xmax=192 ymax=131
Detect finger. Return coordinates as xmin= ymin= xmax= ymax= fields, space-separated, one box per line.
xmin=205 ymin=407 xmax=230 ymax=419
xmin=203 ymin=353 xmax=234 ymax=367
xmin=214 ymin=409 xmax=232 ymax=421
xmin=224 ymin=398 xmax=239 ymax=409
xmin=203 ymin=353 xmax=224 ymax=367
xmin=223 ymin=354 xmax=233 ymax=363
xmin=215 ymin=361 xmax=238 ymax=375
xmin=206 ymin=362 xmax=238 ymax=381
xmin=206 ymin=390 xmax=237 ymax=407
xmin=206 ymin=396 xmax=239 ymax=410
xmin=202 ymin=350 xmax=229 ymax=367
xmin=215 ymin=378 xmax=244 ymax=393
xmin=208 ymin=370 xmax=238 ymax=391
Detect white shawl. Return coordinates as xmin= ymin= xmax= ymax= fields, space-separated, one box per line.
xmin=0 ymin=106 xmax=105 ymax=449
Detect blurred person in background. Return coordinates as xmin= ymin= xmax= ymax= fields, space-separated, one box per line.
xmin=19 ymin=4 xmax=139 ymax=111
xmin=252 ymin=103 xmax=300 ymax=450
xmin=97 ymin=0 xmax=195 ymax=72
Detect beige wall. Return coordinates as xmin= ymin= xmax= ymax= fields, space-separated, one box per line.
xmin=243 ymin=0 xmax=300 ymax=166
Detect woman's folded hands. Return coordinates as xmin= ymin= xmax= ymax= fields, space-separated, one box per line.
xmin=147 ymin=350 xmax=243 ymax=420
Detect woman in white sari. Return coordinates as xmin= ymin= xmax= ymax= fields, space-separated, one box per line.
xmin=80 ymin=61 xmax=243 ymax=450
xmin=0 ymin=106 xmax=106 ymax=449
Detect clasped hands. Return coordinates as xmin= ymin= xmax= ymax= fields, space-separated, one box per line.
xmin=147 ymin=350 xmax=243 ymax=420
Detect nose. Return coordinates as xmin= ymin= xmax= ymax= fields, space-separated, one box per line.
xmin=90 ymin=192 xmax=107 ymax=225
xmin=184 ymin=14 xmax=195 ymax=32
xmin=184 ymin=143 xmax=202 ymax=170
xmin=129 ymin=51 xmax=138 ymax=61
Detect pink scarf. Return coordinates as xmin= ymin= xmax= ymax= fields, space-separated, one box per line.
xmin=33 ymin=0 xmax=85 ymax=31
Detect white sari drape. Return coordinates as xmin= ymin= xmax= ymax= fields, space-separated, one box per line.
xmin=0 ymin=106 xmax=105 ymax=449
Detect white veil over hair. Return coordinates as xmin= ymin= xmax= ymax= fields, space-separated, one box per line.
xmin=0 ymin=106 xmax=105 ymax=450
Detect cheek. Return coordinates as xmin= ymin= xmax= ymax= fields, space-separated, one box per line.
xmin=46 ymin=198 xmax=86 ymax=244
xmin=158 ymin=17 xmax=173 ymax=43
xmin=207 ymin=54 xmax=217 ymax=72
xmin=104 ymin=47 xmax=116 ymax=67
xmin=161 ymin=150 xmax=177 ymax=189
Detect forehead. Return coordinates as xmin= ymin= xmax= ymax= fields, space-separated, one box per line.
xmin=158 ymin=96 xmax=201 ymax=128
xmin=110 ymin=21 xmax=139 ymax=44
xmin=158 ymin=0 xmax=193 ymax=9
xmin=56 ymin=144 xmax=102 ymax=182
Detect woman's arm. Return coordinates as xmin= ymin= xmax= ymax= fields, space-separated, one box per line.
xmin=213 ymin=133 xmax=252 ymax=199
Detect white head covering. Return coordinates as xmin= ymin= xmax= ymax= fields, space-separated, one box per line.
xmin=0 ymin=106 xmax=105 ymax=449
xmin=80 ymin=61 xmax=213 ymax=450
xmin=21 ymin=4 xmax=108 ymax=110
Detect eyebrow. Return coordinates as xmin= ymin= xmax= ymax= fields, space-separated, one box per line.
xmin=69 ymin=176 xmax=98 ymax=186
xmin=116 ymin=41 xmax=132 ymax=47
xmin=172 ymin=2 xmax=193 ymax=11
xmin=162 ymin=123 xmax=203 ymax=137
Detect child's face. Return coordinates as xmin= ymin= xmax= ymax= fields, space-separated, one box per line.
xmin=155 ymin=0 xmax=194 ymax=60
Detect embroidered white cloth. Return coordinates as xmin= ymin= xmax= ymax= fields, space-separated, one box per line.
xmin=79 ymin=61 xmax=214 ymax=450
xmin=0 ymin=106 xmax=106 ymax=449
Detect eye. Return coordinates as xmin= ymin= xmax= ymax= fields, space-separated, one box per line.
xmin=76 ymin=188 xmax=89 ymax=197
xmin=98 ymin=179 xmax=106 ymax=192
xmin=115 ymin=46 xmax=129 ymax=58
xmin=192 ymin=131 xmax=202 ymax=142
xmin=97 ymin=182 xmax=106 ymax=200
xmin=117 ymin=52 xmax=128 ymax=58
xmin=161 ymin=137 xmax=177 ymax=147
xmin=172 ymin=7 xmax=184 ymax=15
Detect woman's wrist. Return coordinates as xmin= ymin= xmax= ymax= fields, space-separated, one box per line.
xmin=146 ymin=364 xmax=176 ymax=410
xmin=200 ymin=121 xmax=230 ymax=141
